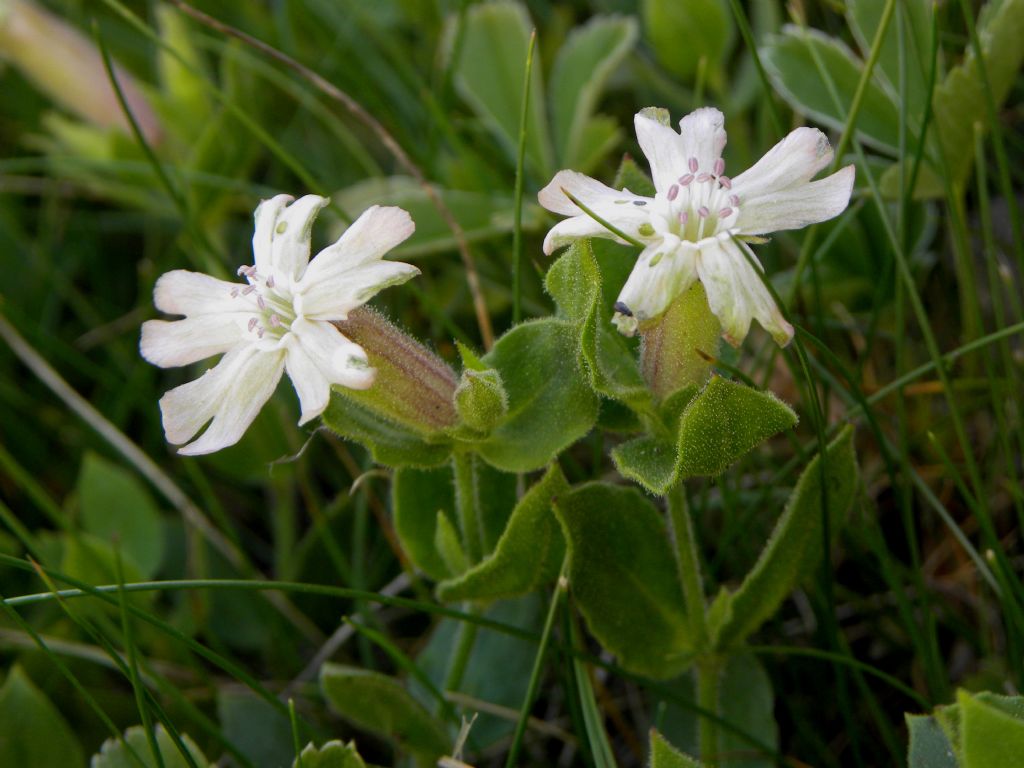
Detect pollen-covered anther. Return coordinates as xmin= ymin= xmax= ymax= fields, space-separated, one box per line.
xmin=230 ymin=288 xmax=240 ymax=298
xmin=667 ymin=184 xmax=680 ymax=201
xmin=247 ymin=317 xmax=258 ymax=333
xmin=679 ymin=173 xmax=694 ymax=186
xmin=698 ymin=206 xmax=710 ymax=218
xmin=729 ymin=194 xmax=740 ymax=207
xmin=265 ymin=275 xmax=275 ymax=289
xmin=719 ymin=176 xmax=732 ymax=189
xmin=696 ymin=173 xmax=711 ymax=183
xmin=714 ymin=158 xmax=725 ymax=176
xmin=242 ymin=285 xmax=256 ymax=295
xmin=679 ymin=211 xmax=689 ymax=226
xmin=688 ymin=157 xmax=699 ymax=173
xmin=719 ymin=207 xmax=733 ymax=219
xmin=257 ymin=296 xmax=266 ymax=310
xmin=269 ymin=314 xmax=282 ymax=327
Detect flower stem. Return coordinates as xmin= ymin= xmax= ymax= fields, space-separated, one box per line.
xmin=453 ymin=452 xmax=483 ymax=563
xmin=697 ymin=656 xmax=722 ymax=765
xmin=666 ymin=483 xmax=707 ymax=648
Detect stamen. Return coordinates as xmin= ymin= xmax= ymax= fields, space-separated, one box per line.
xmin=688 ymin=157 xmax=698 ymax=173
xmin=257 ymin=326 xmax=265 ymax=339
xmin=714 ymin=158 xmax=725 ymax=176
xmin=719 ymin=207 xmax=734 ymax=219
xmin=265 ymin=275 xmax=275 ymax=289
xmin=718 ymin=175 xmax=732 ymax=189
xmin=729 ymin=194 xmax=740 ymax=207
xmin=698 ymin=173 xmax=712 ymax=183
xmin=247 ymin=317 xmax=258 ymax=332
xmin=613 ymin=301 xmax=633 ymax=317
xmin=257 ymin=296 xmax=266 ymax=310
xmin=242 ymin=285 xmax=256 ymax=295
xmin=269 ymin=314 xmax=281 ymax=327
xmin=667 ymin=184 xmax=680 ymax=201
xmin=230 ymin=288 xmax=240 ymax=298
xmin=679 ymin=211 xmax=689 ymax=226
xmin=679 ymin=173 xmax=694 ymax=186
xmin=698 ymin=206 xmax=710 ymax=218
xmin=632 ymin=200 xmax=647 ymax=206
xmin=236 ymin=265 xmax=249 ymax=276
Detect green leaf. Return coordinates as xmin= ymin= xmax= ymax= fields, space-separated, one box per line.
xmin=323 ymin=393 xmax=452 ymax=469
xmin=77 ymin=452 xmax=164 ymax=579
xmin=335 ymin=176 xmax=544 ymax=258
xmin=906 ymin=714 xmax=958 ymax=768
xmin=92 ymin=725 xmax=211 ymax=768
xmin=553 ymin=483 xmax=692 ymax=679
xmin=550 ymin=15 xmax=638 ymax=168
xmin=319 ymin=664 xmax=449 ymax=764
xmin=613 ymin=377 xmax=797 ymax=494
xmin=676 ymin=376 xmax=798 ymax=478
xmin=437 ymin=464 xmax=568 ymax=601
xmin=449 ymin=0 xmax=553 ymax=179
xmin=650 ymin=729 xmax=704 ymax=768
xmin=845 ymin=0 xmax=934 ymax=124
xmin=613 ymin=154 xmax=656 ymax=197
xmin=710 ymin=426 xmax=858 ymax=650
xmin=476 ymin=319 xmax=599 ymax=472
xmin=434 ymin=510 xmax=468 ymax=576
xmin=217 ymin=690 xmax=294 ymax=768
xmin=292 ymin=741 xmax=367 ymax=768
xmin=392 ymin=466 xmax=457 ymax=580
xmin=717 ymin=655 xmax=779 ymax=768
xmin=0 ymin=666 xmax=84 ymax=768
xmin=545 ymin=239 xmax=652 ymax=412
xmin=762 ymin=26 xmax=901 ymax=153
xmin=960 ymin=689 xmax=1024 ymax=768
xmin=642 ymin=0 xmax=734 ymax=80
xmin=931 ymin=0 xmax=1024 ymax=186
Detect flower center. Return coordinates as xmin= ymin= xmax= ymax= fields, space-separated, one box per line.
xmin=230 ymin=264 xmax=297 ymax=341
xmin=638 ymin=155 xmax=740 ymax=244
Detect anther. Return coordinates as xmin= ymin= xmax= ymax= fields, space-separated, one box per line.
xmin=265 ymin=275 xmax=275 ymax=289
xmin=247 ymin=317 xmax=258 ymax=332
xmin=270 ymin=314 xmax=281 ymax=327
xmin=696 ymin=173 xmax=711 ymax=183
xmin=242 ymin=285 xmax=256 ymax=295
xmin=679 ymin=211 xmax=689 ymax=226
xmin=667 ymin=184 xmax=679 ymax=201
xmin=729 ymin=194 xmax=740 ymax=207
xmin=237 ymin=265 xmax=248 ymax=276
xmin=230 ymin=288 xmax=240 ymax=298
xmin=257 ymin=296 xmax=266 ymax=310
xmin=257 ymin=326 xmax=265 ymax=339
xmin=719 ymin=207 xmax=734 ymax=218
xmin=679 ymin=173 xmax=694 ymax=186
xmin=632 ymin=200 xmax=647 ymax=206
xmin=688 ymin=157 xmax=698 ymax=173
xmin=613 ymin=301 xmax=633 ymax=317
xmin=698 ymin=206 xmax=710 ymax=218
xmin=718 ymin=175 xmax=732 ymax=189
xmin=714 ymin=158 xmax=725 ymax=176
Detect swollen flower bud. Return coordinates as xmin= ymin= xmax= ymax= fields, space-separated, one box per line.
xmin=0 ymin=0 xmax=161 ymax=143
xmin=640 ymin=282 xmax=720 ymax=401
xmin=454 ymin=367 xmax=508 ymax=436
xmin=334 ymin=307 xmax=458 ymax=435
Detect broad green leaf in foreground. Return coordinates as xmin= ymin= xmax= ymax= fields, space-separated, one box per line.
xmin=437 ymin=464 xmax=568 ymax=601
xmin=612 ymin=376 xmax=797 ymax=494
xmin=650 ymin=729 xmax=704 ymax=768
xmin=906 ymin=714 xmax=957 ymax=768
xmin=92 ymin=725 xmax=211 ymax=768
xmin=0 ymin=667 xmax=83 ymax=768
xmin=476 ymin=319 xmax=599 ymax=472
xmin=960 ymin=689 xmax=1024 ymax=768
xmin=642 ymin=0 xmax=734 ymax=81
xmin=553 ymin=482 xmax=693 ymax=679
xmin=320 ymin=664 xmax=449 ymax=764
xmin=393 ymin=466 xmax=457 ymax=581
xmin=291 ymin=741 xmax=367 ymax=768
xmin=709 ymin=426 xmax=858 ymax=650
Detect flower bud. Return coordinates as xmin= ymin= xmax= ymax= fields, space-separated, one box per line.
xmin=640 ymin=282 xmax=721 ymax=401
xmin=333 ymin=307 xmax=458 ymax=435
xmin=0 ymin=0 xmax=161 ymax=143
xmin=454 ymin=367 xmax=508 ymax=436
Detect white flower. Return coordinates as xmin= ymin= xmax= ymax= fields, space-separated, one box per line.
xmin=538 ymin=107 xmax=855 ymax=346
xmin=141 ymin=196 xmax=419 ymax=455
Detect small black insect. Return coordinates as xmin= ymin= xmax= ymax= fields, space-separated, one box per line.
xmin=613 ymin=301 xmax=633 ymax=317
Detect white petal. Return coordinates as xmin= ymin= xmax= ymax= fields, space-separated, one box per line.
xmin=729 ymin=127 xmax=834 ymax=200
xmin=735 ymin=165 xmax=855 ymax=235
xmin=140 ymin=316 xmax=247 ymax=368
xmin=152 ymin=270 xmax=250 ymax=316
xmin=252 ymin=194 xmax=293 ymax=275
xmin=677 ymin=107 xmax=727 ymax=175
xmin=283 ymin=339 xmax=331 ymax=425
xmin=537 ymin=170 xmax=646 ymax=216
xmin=294 ymin=260 xmax=420 ymax=321
xmin=303 ymin=206 xmax=415 ymax=283
xmin=634 ymin=110 xmax=690 ymax=195
xmin=290 ymin=318 xmax=376 ymax=391
xmin=613 ymin=239 xmax=699 ymax=335
xmin=696 ymin=237 xmax=793 ymax=347
xmin=269 ymin=195 xmax=330 ymax=283
xmin=164 ymin=346 xmax=285 ymax=456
